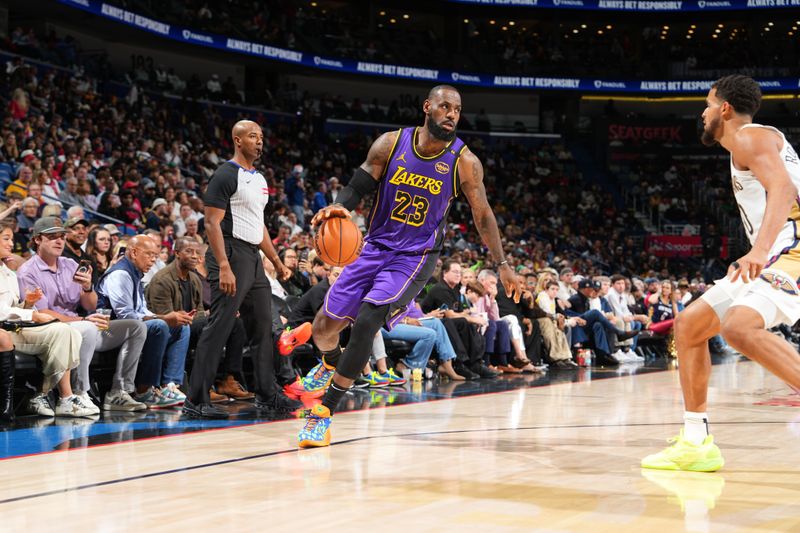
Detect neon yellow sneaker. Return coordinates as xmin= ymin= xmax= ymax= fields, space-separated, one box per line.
xmin=641 ymin=430 xmax=724 ymax=472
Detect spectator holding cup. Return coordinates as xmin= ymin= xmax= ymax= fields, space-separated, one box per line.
xmin=17 ymin=216 xmax=148 ymax=412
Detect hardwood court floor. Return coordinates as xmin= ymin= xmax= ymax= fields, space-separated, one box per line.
xmin=3 ymin=358 xmax=800 ymax=532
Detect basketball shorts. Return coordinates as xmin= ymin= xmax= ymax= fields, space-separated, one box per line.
xmin=701 ymin=237 xmax=800 ymax=328
xmin=323 ymin=241 xmax=438 ymax=330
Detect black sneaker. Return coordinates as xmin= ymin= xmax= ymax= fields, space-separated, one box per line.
xmin=554 ymin=359 xmax=579 ymax=369
xmin=594 ymin=352 xmax=620 ymax=367
xmin=616 ymin=330 xmax=641 ymax=341
xmin=471 ymin=364 xmax=500 ymax=379
xmin=352 ymin=376 xmax=371 ymax=389
xmin=453 ymin=363 xmax=479 ymax=381
xmin=183 ymin=399 xmax=228 ymax=419
xmin=255 ymin=393 xmax=303 ymax=412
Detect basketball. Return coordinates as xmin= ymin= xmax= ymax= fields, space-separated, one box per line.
xmin=314 ymin=216 xmax=363 ymax=267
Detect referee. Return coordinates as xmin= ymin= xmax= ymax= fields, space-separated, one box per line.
xmin=184 ymin=120 xmax=298 ymax=418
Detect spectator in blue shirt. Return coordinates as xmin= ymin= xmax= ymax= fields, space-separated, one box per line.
xmin=284 ymin=164 xmax=306 ymax=227
xmin=312 ymin=180 xmax=328 ymax=215
xmin=96 ymin=235 xmax=191 ymax=409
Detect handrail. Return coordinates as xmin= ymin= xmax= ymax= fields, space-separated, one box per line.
xmin=1 ymin=182 xmax=131 ymax=229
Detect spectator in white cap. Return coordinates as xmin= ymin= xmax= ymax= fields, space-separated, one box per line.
xmin=145 ymin=198 xmax=170 ymax=231
xmin=104 ymin=223 xmax=121 ymax=250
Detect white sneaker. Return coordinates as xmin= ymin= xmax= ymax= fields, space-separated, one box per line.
xmin=611 ymin=350 xmax=627 ymax=363
xmin=103 ymin=390 xmax=147 ymax=412
xmin=77 ymin=392 xmax=101 ymax=415
xmin=55 ymin=395 xmax=98 ymax=418
xmin=625 ymin=351 xmax=645 ymax=362
xmin=28 ymin=394 xmax=54 ymax=417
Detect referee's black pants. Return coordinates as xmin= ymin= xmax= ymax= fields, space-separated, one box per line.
xmin=187 ymin=238 xmax=275 ymax=404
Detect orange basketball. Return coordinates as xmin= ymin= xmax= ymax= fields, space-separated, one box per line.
xmin=314 ymin=216 xmax=363 ymax=267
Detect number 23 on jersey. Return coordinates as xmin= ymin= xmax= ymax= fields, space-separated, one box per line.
xmin=390 ymin=190 xmax=430 ymax=227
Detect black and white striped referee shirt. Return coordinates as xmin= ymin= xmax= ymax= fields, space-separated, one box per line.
xmin=204 ymin=160 xmax=269 ymax=245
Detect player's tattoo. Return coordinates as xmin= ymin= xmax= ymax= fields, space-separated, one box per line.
xmin=460 ymin=150 xmax=506 ymax=264
xmin=361 ymin=130 xmax=399 ymax=180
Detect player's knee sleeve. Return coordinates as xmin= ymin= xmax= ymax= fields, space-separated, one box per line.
xmin=335 ymin=302 xmax=390 ymax=380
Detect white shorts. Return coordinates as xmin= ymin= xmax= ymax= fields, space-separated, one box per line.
xmin=700 ymin=269 xmax=800 ymax=328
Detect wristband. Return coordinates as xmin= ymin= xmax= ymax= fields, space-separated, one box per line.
xmin=498 ymin=260 xmax=509 ymax=267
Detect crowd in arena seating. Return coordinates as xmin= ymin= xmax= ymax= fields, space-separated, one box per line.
xmin=0 ymin=26 xmax=744 ymax=422
xmin=107 ymin=1 xmax=800 ymax=80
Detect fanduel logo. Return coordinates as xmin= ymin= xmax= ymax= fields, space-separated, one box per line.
xmin=594 ymin=80 xmax=627 ymax=89
xmin=182 ymin=30 xmax=214 ymax=44
xmin=451 ymin=72 xmax=481 ymax=83
xmin=313 ymin=56 xmax=344 ymax=68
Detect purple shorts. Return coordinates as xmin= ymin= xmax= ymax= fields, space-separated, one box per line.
xmin=323 ymin=241 xmax=438 ymax=329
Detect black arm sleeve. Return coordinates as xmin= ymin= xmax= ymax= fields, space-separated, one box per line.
xmin=336 ymin=167 xmax=378 ymax=211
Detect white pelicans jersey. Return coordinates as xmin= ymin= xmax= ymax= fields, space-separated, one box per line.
xmin=730 ymin=123 xmax=800 ymax=252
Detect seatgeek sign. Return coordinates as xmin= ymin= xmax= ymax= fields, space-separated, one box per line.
xmin=60 ymin=0 xmax=800 ymax=93
xmin=448 ymin=0 xmax=800 ymax=10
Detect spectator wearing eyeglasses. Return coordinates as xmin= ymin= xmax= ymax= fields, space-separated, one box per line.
xmin=96 ymin=235 xmax=191 ymax=409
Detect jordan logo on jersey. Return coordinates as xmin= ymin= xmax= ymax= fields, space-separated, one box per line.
xmin=395 ymin=152 xmax=407 ymax=163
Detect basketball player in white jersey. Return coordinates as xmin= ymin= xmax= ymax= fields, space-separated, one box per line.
xmin=642 ymin=75 xmax=800 ymax=471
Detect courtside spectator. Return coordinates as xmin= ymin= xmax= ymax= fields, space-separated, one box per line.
xmin=535 ymin=280 xmax=579 ymax=368
xmin=0 ymin=221 xmax=90 ymax=417
xmin=62 ymin=216 xmax=90 ymax=264
xmin=421 ymin=260 xmax=490 ymax=380
xmin=86 ymin=227 xmax=115 ymax=285
xmin=96 ymin=235 xmax=191 ymax=408
xmin=146 ymin=238 xmax=252 ymax=401
xmin=17 ymin=217 xmax=148 ymax=412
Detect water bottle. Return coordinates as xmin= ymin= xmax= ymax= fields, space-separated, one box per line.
xmin=412 ymin=368 xmax=423 ymax=382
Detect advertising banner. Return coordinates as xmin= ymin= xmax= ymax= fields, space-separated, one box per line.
xmin=59 ymin=0 xmax=800 ymax=93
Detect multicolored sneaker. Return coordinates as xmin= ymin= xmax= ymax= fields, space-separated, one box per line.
xmin=285 ymin=359 xmax=335 ymax=398
xmin=162 ymin=383 xmax=186 ymax=404
xmin=362 ymin=371 xmax=390 ymax=388
xmin=135 ymin=386 xmax=182 ymax=409
xmin=380 ymin=368 xmax=407 ymax=386
xmin=641 ymin=430 xmax=724 ymax=472
xmin=278 ymin=322 xmax=313 ymax=356
xmin=298 ymin=404 xmax=332 ymax=448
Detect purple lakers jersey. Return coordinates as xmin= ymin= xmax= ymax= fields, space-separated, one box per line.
xmin=366 ymin=127 xmax=466 ymax=253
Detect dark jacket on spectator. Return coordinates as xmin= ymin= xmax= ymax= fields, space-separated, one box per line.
xmin=288 ymin=278 xmax=330 ymax=327
xmin=420 ymin=281 xmax=465 ymax=313
xmin=567 ymin=292 xmax=591 ymax=315
xmin=280 ymin=270 xmax=311 ymax=298
xmin=144 ymin=260 xmax=204 ymax=320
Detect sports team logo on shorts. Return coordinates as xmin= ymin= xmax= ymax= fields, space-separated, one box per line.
xmin=760 ymin=272 xmax=799 ymax=295
xmin=435 ymin=162 xmax=450 ymax=174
